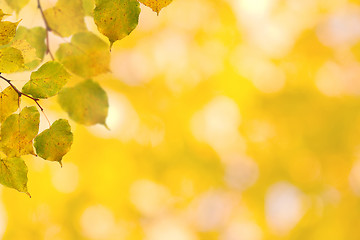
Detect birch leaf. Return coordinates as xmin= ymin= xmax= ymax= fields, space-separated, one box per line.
xmin=0 ymin=86 xmax=19 ymax=123
xmin=0 ymin=157 xmax=28 ymax=194
xmin=55 ymin=31 xmax=110 ymax=78
xmin=22 ymin=61 xmax=70 ymax=99
xmin=34 ymin=119 xmax=73 ymax=166
xmin=44 ymin=0 xmax=87 ymax=37
xmin=1 ymin=106 xmax=40 ymax=157
xmin=0 ymin=47 xmax=24 ymax=73
xmin=58 ymin=79 xmax=108 ymax=126
xmin=94 ymin=0 xmax=140 ymax=48
xmin=138 ymin=0 xmax=173 ymax=14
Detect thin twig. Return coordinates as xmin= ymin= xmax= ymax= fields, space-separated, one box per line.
xmin=0 ymin=74 xmax=51 ymax=126
xmin=37 ymin=0 xmax=54 ymax=60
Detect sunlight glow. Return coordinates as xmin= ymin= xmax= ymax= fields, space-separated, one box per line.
xmin=51 ymin=162 xmax=79 ymax=193
xmin=130 ymin=180 xmax=171 ymax=217
xmin=191 ymin=96 xmax=241 ymax=151
xmin=145 ymin=217 xmax=196 ymax=240
xmin=0 ymin=193 xmax=7 ymax=240
xmin=111 ymin=50 xmax=155 ymax=86
xmin=221 ymin=221 xmax=263 ymax=240
xmin=265 ymin=182 xmax=306 ymax=236
xmin=189 ymin=191 xmax=233 ymax=231
xmin=80 ymin=205 xmax=116 ymax=239
xmin=349 ymin=160 xmax=360 ymax=196
xmin=224 ymin=155 xmax=259 ymax=191
xmin=89 ymin=91 xmax=140 ymax=141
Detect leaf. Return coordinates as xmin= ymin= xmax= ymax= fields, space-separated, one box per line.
xmin=0 ymin=86 xmax=20 ymax=123
xmin=83 ymin=0 xmax=95 ymax=16
xmin=14 ymin=27 xmax=46 ymax=59
xmin=34 ymin=119 xmax=73 ymax=166
xmin=94 ymin=0 xmax=140 ymax=48
xmin=138 ymin=0 xmax=173 ymax=14
xmin=1 ymin=106 xmax=40 ymax=157
xmin=11 ymin=39 xmax=39 ymax=71
xmin=22 ymin=61 xmax=70 ymax=99
xmin=58 ymin=79 xmax=108 ymax=126
xmin=44 ymin=0 xmax=87 ymax=37
xmin=0 ymin=9 xmax=9 ymax=21
xmin=5 ymin=0 xmax=30 ymax=13
xmin=0 ymin=157 xmax=28 ymax=194
xmin=13 ymin=26 xmax=46 ymax=69
xmin=0 ymin=19 xmax=19 ymax=46
xmin=0 ymin=47 xmax=24 ymax=73
xmin=56 ymin=31 xmax=110 ymax=78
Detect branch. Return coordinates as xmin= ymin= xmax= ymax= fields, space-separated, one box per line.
xmin=37 ymin=0 xmax=54 ymax=60
xmin=0 ymin=74 xmax=50 ymax=126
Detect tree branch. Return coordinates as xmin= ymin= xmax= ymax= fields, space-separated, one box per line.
xmin=0 ymin=74 xmax=50 ymax=126
xmin=37 ymin=0 xmax=54 ymax=60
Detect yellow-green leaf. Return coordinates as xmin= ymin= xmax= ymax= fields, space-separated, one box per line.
xmin=22 ymin=61 xmax=70 ymax=99
xmin=13 ymin=26 xmax=46 ymax=69
xmin=0 ymin=86 xmax=19 ymax=123
xmin=83 ymin=0 xmax=95 ymax=16
xmin=0 ymin=19 xmax=19 ymax=46
xmin=94 ymin=0 xmax=140 ymax=48
xmin=1 ymin=106 xmax=40 ymax=157
xmin=0 ymin=157 xmax=28 ymax=194
xmin=5 ymin=0 xmax=30 ymax=13
xmin=0 ymin=47 xmax=24 ymax=73
xmin=11 ymin=39 xmax=39 ymax=71
xmin=58 ymin=79 xmax=108 ymax=126
xmin=44 ymin=0 xmax=87 ymax=37
xmin=34 ymin=119 xmax=73 ymax=166
xmin=138 ymin=0 xmax=173 ymax=14
xmin=56 ymin=31 xmax=110 ymax=78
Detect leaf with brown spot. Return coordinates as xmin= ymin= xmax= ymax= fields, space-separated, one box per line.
xmin=0 ymin=18 xmax=19 ymax=46
xmin=22 ymin=61 xmax=70 ymax=99
xmin=94 ymin=0 xmax=140 ymax=48
xmin=0 ymin=86 xmax=20 ymax=123
xmin=34 ymin=119 xmax=73 ymax=166
xmin=1 ymin=106 xmax=40 ymax=157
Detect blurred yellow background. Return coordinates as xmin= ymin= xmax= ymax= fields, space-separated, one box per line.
xmin=1 ymin=0 xmax=360 ymax=239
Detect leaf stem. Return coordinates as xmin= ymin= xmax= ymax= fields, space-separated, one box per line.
xmin=37 ymin=0 xmax=54 ymax=60
xmin=0 ymin=74 xmax=50 ymax=126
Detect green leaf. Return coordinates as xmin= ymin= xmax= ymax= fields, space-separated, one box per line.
xmin=0 ymin=19 xmax=19 ymax=46
xmin=0 ymin=86 xmax=20 ymax=123
xmin=34 ymin=119 xmax=73 ymax=166
xmin=56 ymin=31 xmax=110 ymax=78
xmin=22 ymin=61 xmax=70 ymax=99
xmin=5 ymin=0 xmax=30 ymax=13
xmin=1 ymin=106 xmax=40 ymax=157
xmin=0 ymin=47 xmax=24 ymax=73
xmin=13 ymin=26 xmax=46 ymax=69
xmin=44 ymin=0 xmax=87 ymax=37
xmin=138 ymin=0 xmax=173 ymax=14
xmin=0 ymin=157 xmax=28 ymax=194
xmin=58 ymin=79 xmax=108 ymax=126
xmin=94 ymin=0 xmax=140 ymax=48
